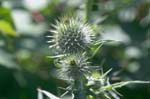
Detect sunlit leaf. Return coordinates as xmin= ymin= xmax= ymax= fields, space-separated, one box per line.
xmin=0 ymin=20 xmax=17 ymax=36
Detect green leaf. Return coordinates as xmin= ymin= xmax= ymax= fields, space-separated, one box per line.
xmin=0 ymin=20 xmax=17 ymax=36
xmin=100 ymin=81 xmax=150 ymax=92
xmin=91 ymin=42 xmax=104 ymax=58
xmin=0 ymin=7 xmax=13 ymax=24
xmin=112 ymin=81 xmax=150 ymax=89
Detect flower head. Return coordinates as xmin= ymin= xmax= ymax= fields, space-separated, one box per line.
xmin=47 ymin=16 xmax=94 ymax=54
xmin=58 ymin=55 xmax=91 ymax=80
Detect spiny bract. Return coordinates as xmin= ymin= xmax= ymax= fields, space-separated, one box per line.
xmin=87 ymin=69 xmax=121 ymax=99
xmin=47 ymin=17 xmax=94 ymax=54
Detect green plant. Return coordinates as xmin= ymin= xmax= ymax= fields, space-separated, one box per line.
xmin=38 ymin=16 xmax=149 ymax=99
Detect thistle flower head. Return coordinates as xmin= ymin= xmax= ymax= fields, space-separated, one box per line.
xmin=47 ymin=16 xmax=94 ymax=54
xmin=58 ymin=55 xmax=91 ymax=80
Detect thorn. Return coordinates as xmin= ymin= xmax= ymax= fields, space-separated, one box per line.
xmin=46 ymin=35 xmax=54 ymax=38
xmin=47 ymin=40 xmax=55 ymax=43
xmin=49 ymin=44 xmax=57 ymax=48
xmin=51 ymin=24 xmax=57 ymax=28
xmin=101 ymin=68 xmax=112 ymax=78
xmin=49 ymin=30 xmax=58 ymax=34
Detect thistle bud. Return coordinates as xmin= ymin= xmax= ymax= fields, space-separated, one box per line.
xmin=59 ymin=55 xmax=90 ymax=80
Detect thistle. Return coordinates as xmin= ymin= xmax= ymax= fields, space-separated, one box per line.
xmin=57 ymin=54 xmax=91 ymax=99
xmin=47 ymin=16 xmax=94 ymax=54
xmin=39 ymin=16 xmax=150 ymax=99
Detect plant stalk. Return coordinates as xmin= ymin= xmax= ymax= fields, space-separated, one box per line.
xmin=74 ymin=76 xmax=86 ymax=99
xmin=86 ymin=0 xmax=93 ymax=21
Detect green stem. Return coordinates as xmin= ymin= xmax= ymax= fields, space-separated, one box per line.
xmin=74 ymin=76 xmax=86 ymax=99
xmin=86 ymin=0 xmax=93 ymax=22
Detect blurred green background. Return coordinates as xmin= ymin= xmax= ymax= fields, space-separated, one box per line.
xmin=0 ymin=0 xmax=150 ymax=99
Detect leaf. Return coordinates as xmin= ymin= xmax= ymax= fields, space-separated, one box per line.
xmin=0 ymin=20 xmax=17 ymax=36
xmin=38 ymin=88 xmax=44 ymax=99
xmin=90 ymin=39 xmax=116 ymax=58
xmin=100 ymin=81 xmax=150 ymax=92
xmin=101 ymin=68 xmax=112 ymax=78
xmin=37 ymin=88 xmax=61 ymax=99
xmin=91 ymin=42 xmax=104 ymax=58
xmin=112 ymin=81 xmax=150 ymax=89
xmin=0 ymin=7 xmax=13 ymax=24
